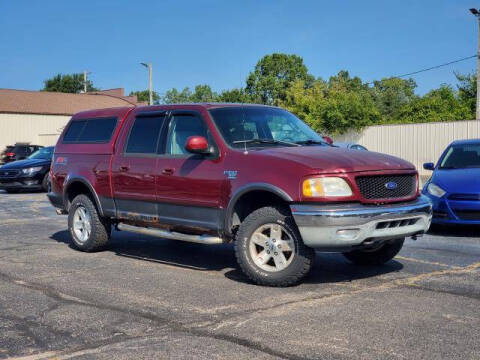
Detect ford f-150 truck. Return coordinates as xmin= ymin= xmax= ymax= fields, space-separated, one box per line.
xmin=48 ymin=104 xmax=432 ymax=286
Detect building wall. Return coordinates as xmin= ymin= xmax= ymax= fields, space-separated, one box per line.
xmin=336 ymin=120 xmax=480 ymax=175
xmin=0 ymin=113 xmax=70 ymax=150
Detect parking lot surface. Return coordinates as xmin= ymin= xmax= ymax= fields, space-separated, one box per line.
xmin=0 ymin=192 xmax=479 ymax=360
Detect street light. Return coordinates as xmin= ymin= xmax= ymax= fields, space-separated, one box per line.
xmin=469 ymin=9 xmax=480 ymax=119
xmin=140 ymin=62 xmax=153 ymax=105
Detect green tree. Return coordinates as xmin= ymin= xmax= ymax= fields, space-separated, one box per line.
xmin=282 ymin=75 xmax=380 ymax=135
xmin=397 ymin=85 xmax=472 ymax=123
xmin=42 ymin=73 xmax=97 ymax=93
xmin=162 ymin=87 xmax=193 ymax=104
xmin=371 ymin=78 xmax=417 ymax=122
xmin=328 ymin=70 xmax=368 ymax=92
xmin=455 ymin=71 xmax=476 ymax=117
xmin=246 ymin=53 xmax=314 ymax=105
xmin=190 ymin=85 xmax=218 ymax=102
xmin=217 ymin=88 xmax=254 ymax=103
xmin=129 ymin=90 xmax=160 ymax=104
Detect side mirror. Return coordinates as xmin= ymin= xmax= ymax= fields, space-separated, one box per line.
xmin=185 ymin=136 xmax=210 ymax=154
xmin=423 ymin=162 xmax=435 ymax=171
xmin=322 ymin=136 xmax=333 ymax=145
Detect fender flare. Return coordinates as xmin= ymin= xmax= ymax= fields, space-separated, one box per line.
xmin=224 ymin=183 xmax=293 ymax=235
xmin=63 ymin=176 xmax=105 ymax=217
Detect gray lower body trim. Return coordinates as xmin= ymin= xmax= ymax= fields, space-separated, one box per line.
xmin=290 ymin=195 xmax=432 ymax=251
xmin=114 ymin=198 xmax=224 ymax=233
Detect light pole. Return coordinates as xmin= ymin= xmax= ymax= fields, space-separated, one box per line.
xmin=141 ymin=62 xmax=153 ymax=105
xmin=470 ymin=8 xmax=480 ymax=119
xmin=83 ymin=71 xmax=91 ymax=93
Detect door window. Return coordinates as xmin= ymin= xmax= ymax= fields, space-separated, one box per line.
xmin=125 ymin=115 xmax=166 ymax=154
xmin=165 ymin=114 xmax=208 ymax=155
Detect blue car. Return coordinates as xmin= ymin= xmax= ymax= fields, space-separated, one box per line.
xmin=422 ymin=139 xmax=480 ymax=225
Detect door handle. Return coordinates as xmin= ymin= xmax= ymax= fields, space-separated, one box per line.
xmin=119 ymin=165 xmax=130 ymax=172
xmin=162 ymin=168 xmax=174 ymax=175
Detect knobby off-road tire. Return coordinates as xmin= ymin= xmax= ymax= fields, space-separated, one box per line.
xmin=234 ymin=206 xmax=315 ymax=287
xmin=68 ymin=194 xmax=111 ymax=252
xmin=342 ymin=238 xmax=405 ymax=265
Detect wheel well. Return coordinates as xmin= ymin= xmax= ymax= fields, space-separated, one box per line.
xmin=230 ymin=190 xmax=290 ymax=231
xmin=65 ymin=181 xmax=98 ymax=212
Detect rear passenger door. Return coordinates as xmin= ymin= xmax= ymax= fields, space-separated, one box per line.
xmin=111 ymin=111 xmax=167 ymax=222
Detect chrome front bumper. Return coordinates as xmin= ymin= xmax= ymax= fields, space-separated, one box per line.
xmin=290 ymin=195 xmax=432 ymax=251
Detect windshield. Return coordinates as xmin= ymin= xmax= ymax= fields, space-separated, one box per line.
xmin=209 ymin=107 xmax=327 ymax=148
xmin=439 ymin=144 xmax=480 ymax=169
xmin=28 ymin=147 xmax=53 ymax=160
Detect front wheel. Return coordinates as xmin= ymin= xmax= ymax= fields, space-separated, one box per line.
xmin=68 ymin=194 xmax=111 ymax=252
xmin=342 ymin=238 xmax=404 ymax=265
xmin=234 ymin=206 xmax=315 ymax=287
xmin=41 ymin=173 xmax=50 ymax=192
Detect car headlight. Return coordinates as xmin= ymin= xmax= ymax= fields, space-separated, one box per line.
xmin=427 ymin=182 xmax=446 ymax=198
xmin=21 ymin=166 xmax=43 ymax=176
xmin=303 ymin=177 xmax=353 ymax=197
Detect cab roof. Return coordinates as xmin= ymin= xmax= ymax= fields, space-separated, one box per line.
xmin=72 ymin=103 xmax=277 ymax=119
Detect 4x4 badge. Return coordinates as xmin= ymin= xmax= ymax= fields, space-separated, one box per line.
xmin=224 ymin=170 xmax=238 ymax=180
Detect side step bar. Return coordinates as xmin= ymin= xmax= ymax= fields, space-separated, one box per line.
xmin=117 ymin=223 xmax=223 ymax=245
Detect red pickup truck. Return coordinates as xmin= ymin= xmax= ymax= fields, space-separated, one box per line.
xmin=48 ymin=104 xmax=432 ymax=286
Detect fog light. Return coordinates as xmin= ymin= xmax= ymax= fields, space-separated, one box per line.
xmin=25 ymin=180 xmax=38 ymax=186
xmin=337 ymin=229 xmax=360 ymax=240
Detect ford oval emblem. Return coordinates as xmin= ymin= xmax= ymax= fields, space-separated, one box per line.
xmin=385 ymin=181 xmax=398 ymax=190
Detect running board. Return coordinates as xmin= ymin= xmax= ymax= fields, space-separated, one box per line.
xmin=117 ymin=223 xmax=223 ymax=245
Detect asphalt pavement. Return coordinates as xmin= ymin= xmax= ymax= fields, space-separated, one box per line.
xmin=0 ymin=191 xmax=479 ymax=360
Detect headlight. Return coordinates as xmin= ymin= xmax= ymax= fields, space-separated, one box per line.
xmin=21 ymin=166 xmax=43 ymax=176
xmin=303 ymin=177 xmax=353 ymax=197
xmin=427 ymin=183 xmax=446 ymax=198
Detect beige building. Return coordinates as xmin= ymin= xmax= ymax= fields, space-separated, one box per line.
xmin=0 ymin=88 xmax=141 ymax=150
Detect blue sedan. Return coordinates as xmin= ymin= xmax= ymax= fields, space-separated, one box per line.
xmin=422 ymin=139 xmax=480 ymax=224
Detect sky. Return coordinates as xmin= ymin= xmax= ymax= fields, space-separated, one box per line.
xmin=0 ymin=0 xmax=477 ymax=96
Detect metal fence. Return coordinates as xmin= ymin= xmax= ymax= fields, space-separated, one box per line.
xmin=335 ymin=120 xmax=480 ymax=175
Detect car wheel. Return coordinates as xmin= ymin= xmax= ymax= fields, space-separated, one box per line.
xmin=234 ymin=206 xmax=315 ymax=287
xmin=342 ymin=238 xmax=404 ymax=265
xmin=41 ymin=173 xmax=50 ymax=192
xmin=68 ymin=194 xmax=111 ymax=252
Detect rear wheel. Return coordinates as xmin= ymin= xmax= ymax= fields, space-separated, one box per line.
xmin=68 ymin=194 xmax=111 ymax=252
xmin=342 ymin=238 xmax=404 ymax=265
xmin=234 ymin=206 xmax=315 ymax=287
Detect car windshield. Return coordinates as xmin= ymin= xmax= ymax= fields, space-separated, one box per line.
xmin=28 ymin=147 xmax=53 ymax=160
xmin=439 ymin=143 xmax=480 ymax=169
xmin=209 ymin=107 xmax=327 ymax=148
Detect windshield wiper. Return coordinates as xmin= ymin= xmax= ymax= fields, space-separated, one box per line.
xmin=295 ymin=139 xmax=328 ymax=146
xmin=233 ymin=138 xmax=300 ymax=147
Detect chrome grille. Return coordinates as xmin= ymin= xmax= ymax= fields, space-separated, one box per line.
xmin=356 ymin=174 xmax=416 ymax=200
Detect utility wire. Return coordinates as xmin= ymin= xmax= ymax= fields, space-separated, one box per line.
xmin=367 ymin=55 xmax=477 ymax=85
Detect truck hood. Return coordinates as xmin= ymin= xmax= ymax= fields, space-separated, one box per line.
xmin=258 ymin=146 xmax=415 ymax=173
